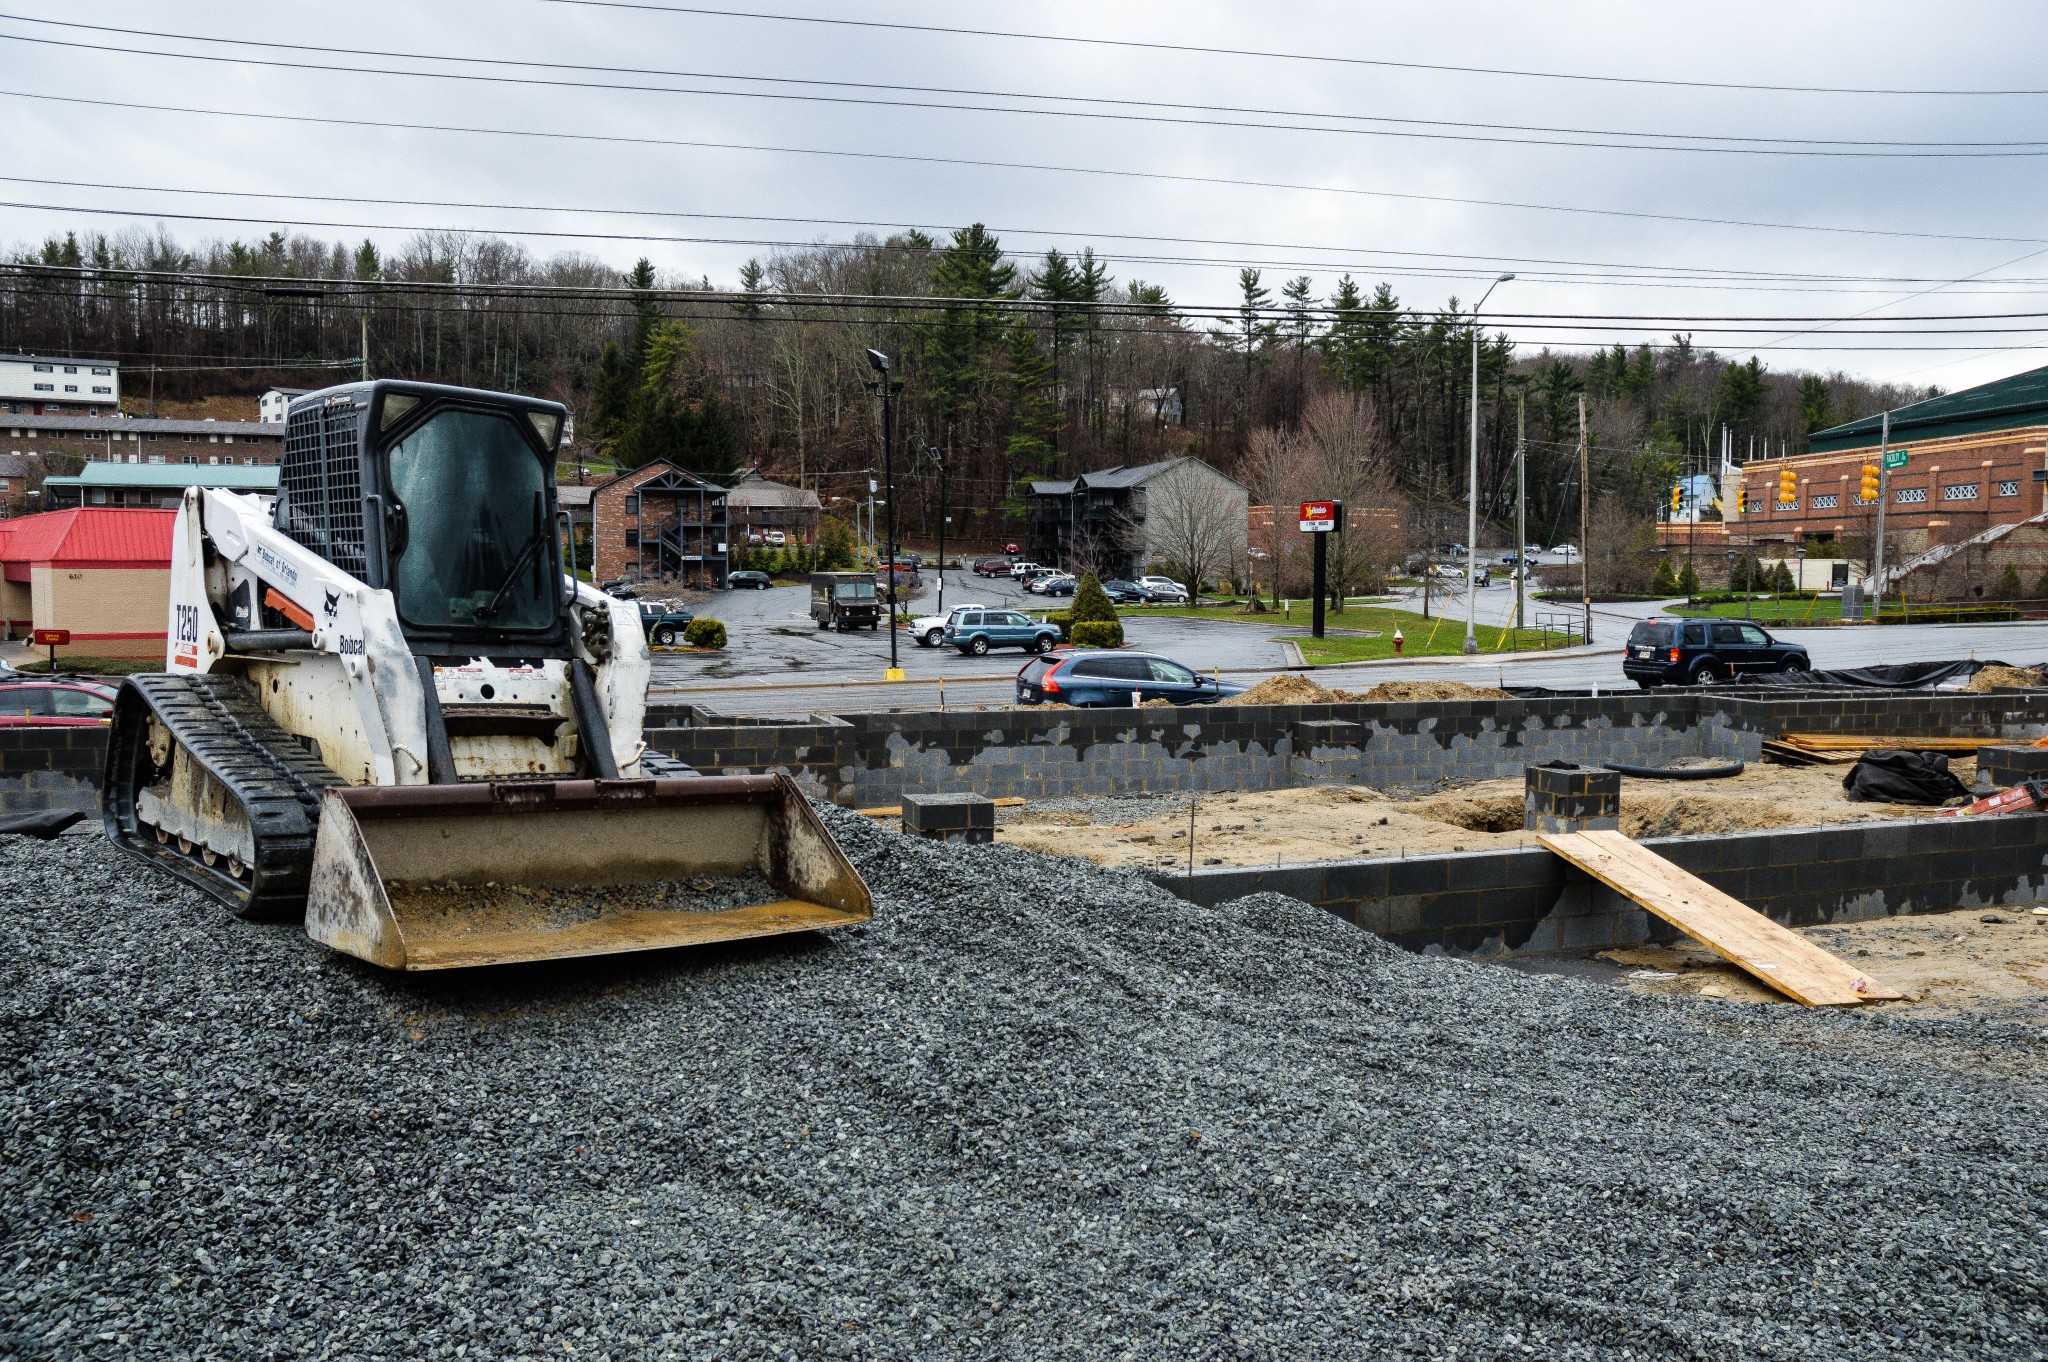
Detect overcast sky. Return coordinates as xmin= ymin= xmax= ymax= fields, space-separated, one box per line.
xmin=5 ymin=1 xmax=2048 ymax=391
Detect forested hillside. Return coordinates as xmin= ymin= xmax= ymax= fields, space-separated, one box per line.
xmin=5 ymin=224 xmax=1942 ymax=543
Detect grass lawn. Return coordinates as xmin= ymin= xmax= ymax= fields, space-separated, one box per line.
xmin=1283 ymin=607 xmax=1576 ymax=664
xmin=15 ymin=655 xmax=163 ymax=676
xmin=1127 ymin=597 xmax=1390 ymax=622
xmin=1670 ymin=596 xmax=2022 ymax=625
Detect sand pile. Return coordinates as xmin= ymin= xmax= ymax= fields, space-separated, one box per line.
xmin=1353 ymin=680 xmax=1513 ymax=701
xmin=1968 ymin=664 xmax=2048 ymax=692
xmin=1221 ymin=675 xmax=1514 ymax=706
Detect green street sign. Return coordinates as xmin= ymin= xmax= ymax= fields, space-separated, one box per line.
xmin=1883 ymin=448 xmax=1909 ymax=470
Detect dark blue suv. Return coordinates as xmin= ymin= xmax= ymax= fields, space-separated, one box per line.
xmin=1016 ymin=650 xmax=1247 ymax=706
xmin=1623 ymin=616 xmax=1809 ymax=687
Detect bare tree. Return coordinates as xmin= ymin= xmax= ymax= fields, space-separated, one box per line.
xmin=1144 ymin=460 xmax=1246 ymax=601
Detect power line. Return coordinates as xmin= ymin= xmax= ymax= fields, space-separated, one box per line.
xmin=23 ymin=260 xmax=2048 ymax=326
xmin=538 ymin=1 xmax=2048 ymax=98
xmin=9 ymin=31 xmax=2048 ymax=159
xmin=7 ymin=88 xmax=2040 ymax=251
xmin=8 ymin=174 xmax=2028 ymax=287
xmin=1 ymin=13 xmax=2037 ymax=151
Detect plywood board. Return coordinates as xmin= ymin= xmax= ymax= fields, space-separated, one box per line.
xmin=1538 ymin=829 xmax=1903 ymax=1007
xmin=1779 ymin=733 xmax=1990 ymax=753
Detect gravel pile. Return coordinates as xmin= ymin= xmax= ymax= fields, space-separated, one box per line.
xmin=4 ymin=814 xmax=2044 ymax=1360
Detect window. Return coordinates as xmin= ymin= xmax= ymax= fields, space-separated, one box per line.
xmin=623 ymin=528 xmax=640 ymax=547
xmin=208 ymin=455 xmax=219 ymax=465
xmin=1738 ymin=624 xmax=1770 ymax=646
xmin=63 ymin=385 xmax=77 ymax=393
xmin=1941 ymin=483 xmax=1980 ymax=501
xmin=91 ymin=366 xmax=111 ymax=376
xmin=181 ymin=456 xmax=197 ymax=465
xmin=50 ymin=688 xmax=112 ymax=718
xmin=1896 ymin=486 xmax=1927 ymax=504
xmin=1998 ymin=479 xmax=2021 ymax=497
xmin=624 ymin=493 xmax=639 ymax=515
xmin=148 ymin=455 xmax=164 ymax=464
xmin=82 ymin=430 xmax=101 ymax=441
xmin=2 ymin=687 xmax=53 ymax=717
xmin=386 ymin=408 xmax=555 ymax=633
xmin=209 ymin=434 xmax=219 ymax=443
xmin=1811 ymin=493 xmax=1838 ymax=509
xmin=92 ymin=386 xmax=111 ymax=395
xmin=1147 ymin=658 xmax=1195 ymax=684
xmin=89 ymin=489 xmax=107 ymax=505
xmin=1711 ymin=622 xmax=1745 ymax=645
xmin=62 ymin=365 xmax=76 ymax=374
xmin=32 ymin=383 xmax=52 ymax=392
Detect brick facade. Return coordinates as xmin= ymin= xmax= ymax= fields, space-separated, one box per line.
xmin=589 ymin=461 xmax=731 ymax=589
xmin=1727 ymin=427 xmax=2046 ymax=562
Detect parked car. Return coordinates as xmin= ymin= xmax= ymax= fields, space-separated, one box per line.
xmin=0 ymin=678 xmax=118 ymax=727
xmin=1008 ymin=560 xmax=1042 ymax=580
xmin=1523 ymin=544 xmax=1545 ymax=556
xmin=944 ymin=607 xmax=1061 ymax=656
xmin=763 ymin=529 xmax=787 ymax=547
xmin=727 ymin=569 xmax=772 ymax=590
xmin=1038 ymin=576 xmax=1078 ymax=598
xmin=972 ymin=556 xmax=1012 ymax=577
xmin=1100 ymin=578 xmax=1147 ymax=604
xmin=1016 ymin=651 xmax=1246 ymax=707
xmin=599 ymin=578 xmax=639 ymax=600
xmin=1003 ymin=542 xmax=1021 ymax=554
xmin=1023 ymin=570 xmax=1069 ymax=594
xmin=879 ymin=562 xmax=923 ymax=602
xmin=1622 ymin=616 xmax=1810 ymax=688
xmin=1548 ymin=544 xmax=1578 ymax=558
xmin=811 ymin=571 xmax=882 ymax=631
xmin=911 ymin=602 xmax=984 ymax=648
xmin=637 ymin=600 xmax=696 ymax=646
xmin=1135 ymin=575 xmax=1189 ymax=603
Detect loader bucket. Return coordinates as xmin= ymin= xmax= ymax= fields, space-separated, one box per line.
xmin=301 ymin=774 xmax=872 ymax=970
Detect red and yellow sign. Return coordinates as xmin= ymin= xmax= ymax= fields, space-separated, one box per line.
xmin=30 ymin=628 xmax=71 ymax=647
xmin=1298 ymin=499 xmax=1341 ymax=532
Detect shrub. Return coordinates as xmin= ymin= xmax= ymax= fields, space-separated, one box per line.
xmin=1651 ymin=558 xmax=1679 ymax=594
xmin=1995 ymin=563 xmax=2023 ymax=600
xmin=1676 ymin=560 xmax=1700 ymax=597
xmin=682 ymin=617 xmax=727 ymax=649
xmin=1070 ymin=620 xmax=1124 ymax=649
xmin=1072 ymin=572 xmax=1119 ymax=625
xmin=1046 ymin=609 xmax=1076 ymax=639
xmin=2035 ymin=570 xmax=2048 ymax=600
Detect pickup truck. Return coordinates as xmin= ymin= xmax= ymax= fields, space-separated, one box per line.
xmin=637 ymin=600 xmax=696 ymax=646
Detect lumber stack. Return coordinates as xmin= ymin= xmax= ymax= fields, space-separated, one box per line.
xmin=1763 ymin=732 xmax=1994 ymax=766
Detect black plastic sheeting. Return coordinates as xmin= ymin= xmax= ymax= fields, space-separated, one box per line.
xmin=1842 ymin=750 xmax=1972 ymax=805
xmin=0 ymin=809 xmax=87 ymax=840
xmin=1746 ymin=659 xmax=2001 ymax=690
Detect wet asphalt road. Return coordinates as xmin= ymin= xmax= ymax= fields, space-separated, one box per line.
xmin=647 ymin=572 xmax=2048 ymax=715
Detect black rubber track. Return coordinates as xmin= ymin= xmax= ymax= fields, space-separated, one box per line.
xmin=101 ymin=672 xmax=342 ymax=920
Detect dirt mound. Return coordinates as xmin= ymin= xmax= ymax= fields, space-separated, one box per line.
xmin=1968 ymin=664 xmax=2048 ymax=692
xmin=1353 ymin=680 xmax=1512 ymax=702
xmin=1223 ymin=676 xmax=1514 ymax=706
xmin=1223 ymin=674 xmax=1344 ymax=705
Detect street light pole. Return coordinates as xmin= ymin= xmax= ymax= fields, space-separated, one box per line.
xmin=931 ymin=444 xmax=947 ymax=614
xmin=1465 ymin=272 xmax=1515 ymax=655
xmin=866 ymin=349 xmax=905 ymax=680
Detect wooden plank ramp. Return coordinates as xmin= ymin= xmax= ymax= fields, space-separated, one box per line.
xmin=1778 ymin=733 xmax=1992 ymax=754
xmin=1537 ymin=829 xmax=1903 ymax=1007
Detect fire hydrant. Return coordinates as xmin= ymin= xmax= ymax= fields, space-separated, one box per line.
xmin=1393 ymin=628 xmax=1405 ymax=655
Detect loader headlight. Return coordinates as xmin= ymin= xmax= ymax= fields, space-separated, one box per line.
xmin=526 ymin=411 xmax=562 ymax=449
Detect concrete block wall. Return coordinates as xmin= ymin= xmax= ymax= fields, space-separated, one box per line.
xmin=1157 ymin=812 xmax=2048 ymax=956
xmin=0 ymin=726 xmax=107 ymax=816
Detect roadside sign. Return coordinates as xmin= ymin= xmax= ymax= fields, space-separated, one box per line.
xmin=1298 ymin=499 xmax=1342 ymax=533
xmin=1883 ymin=448 xmax=1908 ymax=470
xmin=30 ymin=628 xmax=69 ymax=646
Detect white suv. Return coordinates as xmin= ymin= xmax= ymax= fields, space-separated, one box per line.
xmin=911 ymin=602 xmax=983 ymax=648
xmin=1136 ymin=575 xmax=1189 ymax=603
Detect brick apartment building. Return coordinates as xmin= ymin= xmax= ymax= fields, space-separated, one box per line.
xmin=726 ymin=474 xmax=822 ymax=545
xmin=588 ymin=460 xmax=731 ymax=589
xmin=1723 ymin=364 xmax=2048 ymax=562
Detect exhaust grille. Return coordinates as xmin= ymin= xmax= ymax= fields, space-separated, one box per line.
xmin=277 ymin=398 xmax=367 ymax=577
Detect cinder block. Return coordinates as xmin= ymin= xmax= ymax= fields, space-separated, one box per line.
xmin=901 ymin=791 xmax=994 ymax=844
xmin=1523 ymin=762 xmax=1619 ymax=833
xmin=1978 ymin=743 xmax=2048 ymax=791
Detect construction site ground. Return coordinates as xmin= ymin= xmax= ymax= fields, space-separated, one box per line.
xmin=997 ymin=757 xmax=1973 ymax=870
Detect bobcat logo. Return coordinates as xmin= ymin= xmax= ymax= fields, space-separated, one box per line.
xmin=321 ymin=589 xmax=340 ymax=621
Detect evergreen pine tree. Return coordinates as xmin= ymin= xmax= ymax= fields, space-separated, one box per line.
xmin=1677 ymin=560 xmax=1700 ymax=597
xmin=1651 ymin=558 xmax=1679 ymax=594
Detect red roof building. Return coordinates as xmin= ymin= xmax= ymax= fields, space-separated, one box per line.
xmin=0 ymin=507 xmax=176 ymax=656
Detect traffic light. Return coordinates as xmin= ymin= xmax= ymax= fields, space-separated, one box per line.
xmin=1778 ymin=467 xmax=1798 ymax=505
xmin=1735 ymin=484 xmax=1747 ymax=514
xmin=1861 ymin=463 xmax=1880 ymax=502
xmin=1671 ymin=483 xmax=1683 ymax=514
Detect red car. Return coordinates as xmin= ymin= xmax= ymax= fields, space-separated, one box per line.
xmin=0 ymin=679 xmax=118 ymax=727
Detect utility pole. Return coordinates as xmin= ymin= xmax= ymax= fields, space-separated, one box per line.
xmin=1464 ymin=273 xmax=1514 ymax=654
xmin=1514 ymin=393 xmax=1526 ymax=635
xmin=359 ymin=314 xmax=369 ymax=381
xmin=932 ymin=443 xmax=947 ymax=615
xmin=864 ymin=349 xmax=904 ymax=680
xmin=1873 ymin=409 xmax=1891 ymax=613
xmin=1578 ymin=394 xmax=1591 ymax=645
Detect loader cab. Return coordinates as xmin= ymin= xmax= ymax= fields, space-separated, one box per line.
xmin=275 ymin=380 xmax=573 ymax=658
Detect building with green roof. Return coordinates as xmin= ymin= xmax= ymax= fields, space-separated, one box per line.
xmin=41 ymin=460 xmax=279 ymax=510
